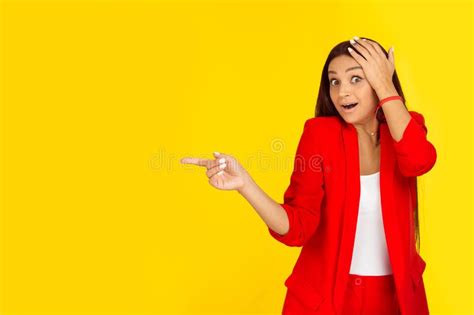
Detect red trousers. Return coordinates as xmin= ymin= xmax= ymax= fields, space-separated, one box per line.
xmin=341 ymin=274 xmax=401 ymax=315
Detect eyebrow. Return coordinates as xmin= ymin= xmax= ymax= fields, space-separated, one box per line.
xmin=328 ymin=66 xmax=363 ymax=74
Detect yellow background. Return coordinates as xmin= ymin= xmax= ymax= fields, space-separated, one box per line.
xmin=0 ymin=0 xmax=472 ymax=314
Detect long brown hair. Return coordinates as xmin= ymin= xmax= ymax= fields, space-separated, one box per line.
xmin=314 ymin=37 xmax=421 ymax=253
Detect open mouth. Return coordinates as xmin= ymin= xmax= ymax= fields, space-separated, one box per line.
xmin=342 ymin=102 xmax=358 ymax=109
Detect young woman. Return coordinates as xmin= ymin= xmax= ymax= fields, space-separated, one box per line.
xmin=181 ymin=36 xmax=436 ymax=315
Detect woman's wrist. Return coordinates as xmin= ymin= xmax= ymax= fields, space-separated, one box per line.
xmin=375 ymin=83 xmax=399 ymax=101
xmin=237 ymin=172 xmax=255 ymax=196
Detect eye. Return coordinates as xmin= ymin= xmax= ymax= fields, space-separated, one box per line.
xmin=329 ymin=76 xmax=363 ymax=86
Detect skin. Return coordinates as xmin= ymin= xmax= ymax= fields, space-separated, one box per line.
xmin=181 ymin=37 xmax=413 ymax=235
xmin=347 ymin=38 xmax=412 ymax=143
xmin=328 ymin=54 xmax=381 ymax=175
xmin=344 ymin=37 xmax=412 ymax=174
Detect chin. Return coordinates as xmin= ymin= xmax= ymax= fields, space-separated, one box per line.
xmin=340 ymin=109 xmax=375 ymax=124
xmin=340 ymin=114 xmax=359 ymax=124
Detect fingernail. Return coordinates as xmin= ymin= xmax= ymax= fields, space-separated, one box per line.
xmin=350 ymin=39 xmax=356 ymax=45
xmin=218 ymin=158 xmax=226 ymax=164
xmin=214 ymin=151 xmax=220 ymax=156
xmin=354 ymin=36 xmax=360 ymax=40
xmin=219 ymin=163 xmax=226 ymax=169
xmin=392 ymin=46 xmax=394 ymax=52
xmin=217 ymin=170 xmax=224 ymax=175
xmin=348 ymin=47 xmax=353 ymax=52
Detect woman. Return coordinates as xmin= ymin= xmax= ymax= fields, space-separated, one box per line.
xmin=181 ymin=36 xmax=436 ymax=315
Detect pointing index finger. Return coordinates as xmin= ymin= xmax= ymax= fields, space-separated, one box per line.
xmin=180 ymin=157 xmax=211 ymax=167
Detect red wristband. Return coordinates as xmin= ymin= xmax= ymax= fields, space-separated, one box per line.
xmin=375 ymin=95 xmax=404 ymax=113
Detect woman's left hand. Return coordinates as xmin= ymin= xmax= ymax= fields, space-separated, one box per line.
xmin=348 ymin=37 xmax=395 ymax=92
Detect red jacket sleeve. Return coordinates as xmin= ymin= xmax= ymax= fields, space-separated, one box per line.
xmin=392 ymin=111 xmax=437 ymax=177
xmin=268 ymin=118 xmax=325 ymax=247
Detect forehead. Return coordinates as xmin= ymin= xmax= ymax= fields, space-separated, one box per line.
xmin=328 ymin=55 xmax=362 ymax=74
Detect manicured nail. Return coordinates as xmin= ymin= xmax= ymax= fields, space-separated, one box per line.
xmin=214 ymin=151 xmax=220 ymax=156
xmin=350 ymin=39 xmax=356 ymax=45
xmin=218 ymin=158 xmax=226 ymax=164
xmin=217 ymin=170 xmax=224 ymax=175
xmin=348 ymin=47 xmax=353 ymax=52
xmin=354 ymin=36 xmax=360 ymax=40
xmin=219 ymin=163 xmax=226 ymax=169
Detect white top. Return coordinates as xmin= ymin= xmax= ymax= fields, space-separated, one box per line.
xmin=349 ymin=171 xmax=393 ymax=275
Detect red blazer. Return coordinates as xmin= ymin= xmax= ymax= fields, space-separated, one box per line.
xmin=268 ymin=111 xmax=437 ymax=315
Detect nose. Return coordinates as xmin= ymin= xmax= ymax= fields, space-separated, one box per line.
xmin=338 ymin=82 xmax=353 ymax=98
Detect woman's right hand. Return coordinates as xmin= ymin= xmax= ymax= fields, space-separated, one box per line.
xmin=180 ymin=152 xmax=251 ymax=192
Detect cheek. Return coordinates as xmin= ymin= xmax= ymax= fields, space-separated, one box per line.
xmin=329 ymin=90 xmax=338 ymax=106
xmin=358 ymin=86 xmax=378 ymax=105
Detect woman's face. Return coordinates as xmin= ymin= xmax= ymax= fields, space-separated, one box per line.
xmin=328 ymin=55 xmax=379 ymax=124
